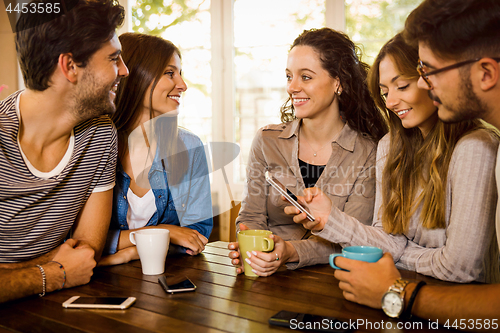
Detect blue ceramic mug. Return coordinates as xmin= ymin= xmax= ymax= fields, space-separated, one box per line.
xmin=329 ymin=246 xmax=383 ymax=269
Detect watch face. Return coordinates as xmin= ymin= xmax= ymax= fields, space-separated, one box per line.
xmin=382 ymin=292 xmax=403 ymax=318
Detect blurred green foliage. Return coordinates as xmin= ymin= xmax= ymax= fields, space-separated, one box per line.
xmin=132 ymin=0 xmax=206 ymax=35
xmin=345 ymin=0 xmax=422 ymax=64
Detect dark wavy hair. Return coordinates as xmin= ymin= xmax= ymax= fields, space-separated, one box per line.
xmin=15 ymin=0 xmax=125 ymax=91
xmin=280 ymin=28 xmax=388 ymax=142
xmin=113 ymin=33 xmax=187 ymax=186
xmin=404 ymin=0 xmax=500 ymax=61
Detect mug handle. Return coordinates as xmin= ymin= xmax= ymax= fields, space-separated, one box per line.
xmin=329 ymin=253 xmax=343 ymax=269
xmin=129 ymin=232 xmax=137 ymax=245
xmin=262 ymin=237 xmax=274 ymax=252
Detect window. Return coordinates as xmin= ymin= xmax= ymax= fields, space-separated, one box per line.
xmin=233 ymin=0 xmax=327 ymax=183
xmin=131 ymin=0 xmax=212 ymax=144
xmin=346 ymin=0 xmax=423 ymax=65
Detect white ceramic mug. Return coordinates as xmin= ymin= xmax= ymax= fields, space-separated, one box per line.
xmin=129 ymin=229 xmax=170 ymax=275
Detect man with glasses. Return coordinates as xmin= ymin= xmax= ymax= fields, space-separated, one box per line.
xmin=330 ymin=0 xmax=500 ymax=326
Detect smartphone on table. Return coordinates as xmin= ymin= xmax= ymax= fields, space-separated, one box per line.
xmin=158 ymin=275 xmax=196 ymax=293
xmin=62 ymin=296 xmax=136 ymax=309
xmin=269 ymin=310 xmax=354 ymax=333
xmin=265 ymin=171 xmax=315 ymax=222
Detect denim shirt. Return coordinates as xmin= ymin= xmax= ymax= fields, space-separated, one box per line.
xmin=104 ymin=128 xmax=213 ymax=255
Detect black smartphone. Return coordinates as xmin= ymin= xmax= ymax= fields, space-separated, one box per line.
xmin=269 ymin=310 xmax=354 ymax=333
xmin=158 ymin=275 xmax=196 ymax=293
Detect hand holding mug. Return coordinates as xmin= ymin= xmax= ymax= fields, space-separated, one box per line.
xmin=242 ymin=233 xmax=290 ymax=277
xmin=228 ymin=224 xmax=250 ymax=274
xmin=334 ymin=253 xmax=401 ymax=309
xmin=237 ymin=229 xmax=275 ymax=277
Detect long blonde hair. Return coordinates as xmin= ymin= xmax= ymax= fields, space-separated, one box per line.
xmin=368 ymin=33 xmax=486 ymax=234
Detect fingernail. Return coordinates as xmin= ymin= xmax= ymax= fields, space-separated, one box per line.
xmin=246 ymin=251 xmax=252 ymax=258
xmin=252 ymin=269 xmax=258 ymax=275
xmin=252 ymin=251 xmax=257 ymax=256
xmin=245 ymin=258 xmax=251 ymax=265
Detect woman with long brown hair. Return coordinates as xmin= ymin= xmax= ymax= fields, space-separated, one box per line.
xmin=99 ymin=33 xmax=213 ymax=265
xmin=228 ymin=27 xmax=388 ymax=276
xmin=288 ymin=33 xmax=499 ymax=283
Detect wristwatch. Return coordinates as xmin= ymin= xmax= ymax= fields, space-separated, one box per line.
xmin=381 ymin=278 xmax=409 ymax=318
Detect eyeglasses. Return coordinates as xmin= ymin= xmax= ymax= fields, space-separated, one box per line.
xmin=417 ymin=57 xmax=500 ymax=89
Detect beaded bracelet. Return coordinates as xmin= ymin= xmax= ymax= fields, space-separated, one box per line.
xmin=36 ymin=265 xmax=46 ymax=297
xmin=49 ymin=261 xmax=66 ymax=290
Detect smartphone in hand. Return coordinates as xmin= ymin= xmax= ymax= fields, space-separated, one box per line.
xmin=265 ymin=171 xmax=315 ymax=221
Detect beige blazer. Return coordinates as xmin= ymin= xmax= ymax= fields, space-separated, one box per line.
xmin=236 ymin=119 xmax=377 ymax=269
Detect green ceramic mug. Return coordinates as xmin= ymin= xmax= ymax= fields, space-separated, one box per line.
xmin=237 ymin=230 xmax=274 ymax=277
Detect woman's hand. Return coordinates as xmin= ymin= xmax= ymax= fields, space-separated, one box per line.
xmin=97 ymin=247 xmax=139 ymax=267
xmin=242 ymin=234 xmax=294 ymax=277
xmin=283 ymin=187 xmax=332 ymax=231
xmin=228 ymin=224 xmax=249 ymax=274
xmin=118 ymin=225 xmax=208 ymax=255
xmin=166 ymin=225 xmax=208 ymax=255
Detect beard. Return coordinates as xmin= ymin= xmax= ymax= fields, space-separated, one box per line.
xmin=437 ymin=71 xmax=488 ymax=124
xmin=72 ymin=69 xmax=117 ymax=121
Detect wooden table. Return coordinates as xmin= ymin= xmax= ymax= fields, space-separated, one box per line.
xmin=0 ymin=241 xmax=456 ymax=332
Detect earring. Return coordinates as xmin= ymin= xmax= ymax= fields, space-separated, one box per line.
xmin=337 ymin=91 xmax=341 ymax=96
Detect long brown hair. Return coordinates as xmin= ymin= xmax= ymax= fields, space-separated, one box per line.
xmin=368 ymin=33 xmax=485 ymax=234
xmin=280 ymin=28 xmax=388 ymax=142
xmin=113 ymin=33 xmax=187 ymax=186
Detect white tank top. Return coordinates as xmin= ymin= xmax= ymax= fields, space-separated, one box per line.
xmin=126 ymin=188 xmax=157 ymax=229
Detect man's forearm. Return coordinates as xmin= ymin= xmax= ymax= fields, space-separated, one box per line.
xmin=0 ymin=263 xmax=65 ymax=303
xmin=411 ymin=284 xmax=500 ymax=331
xmin=0 ymin=247 xmax=59 ymax=269
xmin=71 ymin=189 xmax=113 ymax=262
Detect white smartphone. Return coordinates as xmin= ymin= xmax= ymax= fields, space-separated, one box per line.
xmin=158 ymin=275 xmax=196 ymax=293
xmin=62 ymin=296 xmax=136 ymax=309
xmin=265 ymin=171 xmax=315 ymax=222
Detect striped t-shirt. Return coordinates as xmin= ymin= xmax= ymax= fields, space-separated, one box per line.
xmin=0 ymin=91 xmax=117 ymax=263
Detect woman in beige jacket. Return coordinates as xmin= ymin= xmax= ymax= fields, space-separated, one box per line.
xmin=228 ymin=28 xmax=388 ymax=276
